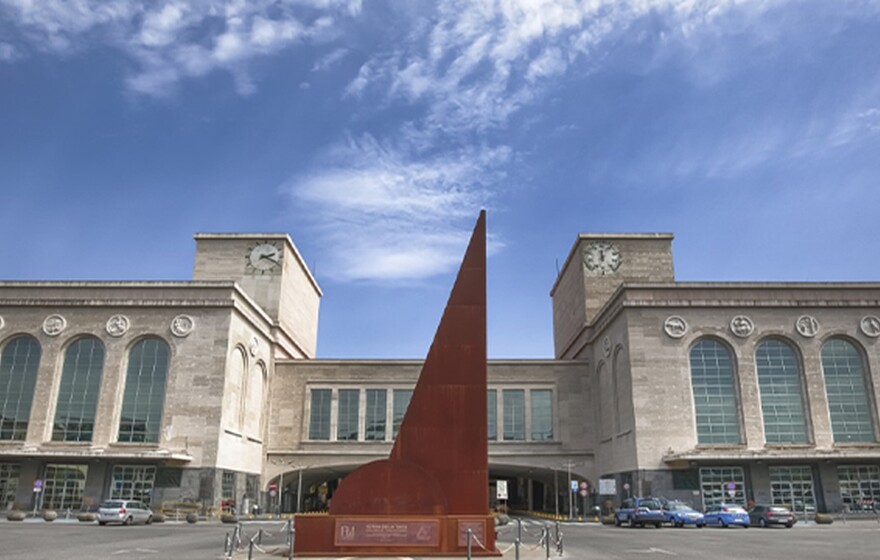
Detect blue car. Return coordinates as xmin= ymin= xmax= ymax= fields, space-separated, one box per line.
xmin=663 ymin=502 xmax=705 ymax=528
xmin=704 ymin=504 xmax=750 ymax=528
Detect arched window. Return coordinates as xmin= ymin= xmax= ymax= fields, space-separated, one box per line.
xmin=821 ymin=339 xmax=876 ymax=443
xmin=53 ymin=337 xmax=105 ymax=442
xmin=690 ymin=338 xmax=741 ymax=444
xmin=223 ymin=347 xmax=246 ymax=431
xmin=755 ymin=339 xmax=808 ymax=443
xmin=242 ymin=362 xmax=265 ymax=438
xmin=118 ymin=338 xmax=169 ymax=443
xmin=0 ymin=335 xmax=41 ymax=440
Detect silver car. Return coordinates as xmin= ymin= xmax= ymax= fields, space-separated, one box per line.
xmin=97 ymin=500 xmax=154 ymax=525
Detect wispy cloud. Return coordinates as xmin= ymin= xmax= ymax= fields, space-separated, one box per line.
xmin=285 ymin=134 xmax=509 ymax=281
xmin=0 ymin=0 xmax=362 ymax=95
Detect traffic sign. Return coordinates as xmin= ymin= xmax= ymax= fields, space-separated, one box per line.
xmin=268 ymin=481 xmax=278 ymax=491
xmin=579 ymin=481 xmax=588 ymax=490
xmin=570 ymin=480 xmax=578 ymax=492
xmin=579 ymin=489 xmax=588 ymax=497
xmin=726 ymin=481 xmax=736 ymax=491
xmin=33 ymin=479 xmax=43 ymax=493
xmin=623 ymin=483 xmax=630 ymax=491
xmin=496 ymin=480 xmax=508 ymax=500
xmin=269 ymin=489 xmax=277 ymax=497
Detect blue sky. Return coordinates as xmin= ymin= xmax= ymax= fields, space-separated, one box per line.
xmin=2 ymin=1 xmax=879 ymax=359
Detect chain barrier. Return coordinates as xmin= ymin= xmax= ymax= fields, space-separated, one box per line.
xmin=224 ymin=519 xmax=296 ymax=559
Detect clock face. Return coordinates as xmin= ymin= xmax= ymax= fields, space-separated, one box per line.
xmin=247 ymin=242 xmax=282 ymax=272
xmin=583 ymin=242 xmax=621 ymax=275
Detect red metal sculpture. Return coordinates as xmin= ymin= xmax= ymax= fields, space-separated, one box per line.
xmin=294 ymin=211 xmax=498 ymax=556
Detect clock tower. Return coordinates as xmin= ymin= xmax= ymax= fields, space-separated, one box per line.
xmin=551 ymin=233 xmax=674 ymax=358
xmin=191 ymin=233 xmax=322 ymax=358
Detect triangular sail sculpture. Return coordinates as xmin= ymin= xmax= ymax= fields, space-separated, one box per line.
xmin=294 ymin=211 xmax=498 ymax=556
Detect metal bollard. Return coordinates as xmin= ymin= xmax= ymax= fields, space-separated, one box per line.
xmin=544 ymin=527 xmax=551 ymax=560
xmin=467 ymin=528 xmax=473 ymax=560
xmin=258 ymin=529 xmax=263 ymax=546
xmin=515 ymin=518 xmax=521 ymax=560
xmin=224 ymin=532 xmax=230 ymax=554
xmin=248 ymin=539 xmax=255 ymax=560
xmin=288 ymin=520 xmax=295 ymax=560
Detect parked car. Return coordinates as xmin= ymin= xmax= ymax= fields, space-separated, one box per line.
xmin=748 ymin=505 xmax=796 ymax=528
xmin=704 ymin=504 xmax=750 ymax=528
xmin=663 ymin=502 xmax=705 ymax=528
xmin=97 ymin=500 xmax=154 ymax=526
xmin=615 ymin=497 xmax=665 ymax=528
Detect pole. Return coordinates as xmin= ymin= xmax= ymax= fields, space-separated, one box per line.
xmin=567 ymin=463 xmax=572 ymax=521
xmin=297 ymin=468 xmax=304 ymax=513
xmin=467 ymin=528 xmax=473 ymax=560
xmin=515 ymin=518 xmax=521 ymax=560
xmin=554 ymin=470 xmax=559 ymax=517
xmin=279 ymin=471 xmax=284 ymax=514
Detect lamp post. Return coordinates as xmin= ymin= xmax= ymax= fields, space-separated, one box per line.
xmin=560 ymin=460 xmax=577 ymax=520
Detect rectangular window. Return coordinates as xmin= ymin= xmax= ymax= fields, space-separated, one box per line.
xmin=838 ymin=465 xmax=880 ymax=512
xmin=111 ymin=465 xmax=157 ymax=504
xmin=365 ymin=389 xmax=387 ymax=441
xmin=43 ymin=464 xmax=88 ymax=511
xmin=503 ymin=389 xmax=525 ymax=441
xmin=393 ymin=389 xmax=413 ymax=439
xmin=698 ymin=466 xmax=745 ymax=510
xmin=154 ymin=467 xmax=182 ymax=488
xmin=308 ymin=389 xmax=331 ymax=440
xmin=672 ymin=469 xmax=700 ymax=491
xmin=769 ymin=466 xmax=816 ymax=515
xmin=221 ymin=471 xmax=235 ymax=500
xmin=530 ymin=389 xmax=553 ymax=441
xmin=0 ymin=463 xmax=20 ymax=510
xmin=487 ymin=389 xmax=497 ymax=441
xmin=337 ymin=389 xmax=360 ymax=441
xmin=246 ymin=475 xmax=259 ymax=501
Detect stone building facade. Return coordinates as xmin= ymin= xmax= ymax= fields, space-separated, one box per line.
xmin=1 ymin=231 xmax=878 ymax=516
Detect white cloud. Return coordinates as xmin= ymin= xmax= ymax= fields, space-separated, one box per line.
xmin=0 ymin=0 xmax=361 ymax=95
xmin=286 ymin=135 xmax=509 ymax=281
xmin=0 ymin=42 xmax=16 ymax=61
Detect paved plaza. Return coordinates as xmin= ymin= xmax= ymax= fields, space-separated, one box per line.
xmin=3 ymin=517 xmax=880 ymax=560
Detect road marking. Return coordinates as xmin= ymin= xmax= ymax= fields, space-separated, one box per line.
xmin=624 ymin=547 xmax=678 ymax=556
xmin=112 ymin=549 xmax=158 ymax=555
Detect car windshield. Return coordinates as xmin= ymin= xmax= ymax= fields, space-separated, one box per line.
xmin=668 ymin=504 xmax=693 ymax=511
xmin=724 ymin=506 xmax=746 ymax=513
xmin=100 ymin=501 xmax=125 ymax=508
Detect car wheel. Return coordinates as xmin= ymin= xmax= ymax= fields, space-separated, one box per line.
xmin=98 ymin=521 xmax=106 ymax=526
xmin=697 ymin=523 xmax=704 ymax=529
xmin=785 ymin=522 xmax=793 ymax=528
xmin=655 ymin=522 xmax=662 ymax=529
xmin=123 ymin=516 xmax=133 ymax=526
xmin=615 ymin=517 xmax=622 ymax=527
xmin=146 ymin=516 xmax=153 ymax=525
xmin=721 ymin=520 xmax=728 ymax=528
xmin=630 ymin=517 xmax=637 ymax=528
xmin=759 ymin=518 xmax=766 ymax=528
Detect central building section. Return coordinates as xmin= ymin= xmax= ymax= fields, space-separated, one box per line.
xmin=294 ymin=211 xmax=498 ymax=556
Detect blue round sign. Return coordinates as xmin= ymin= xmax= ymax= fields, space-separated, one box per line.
xmin=726 ymin=481 xmax=736 ymax=491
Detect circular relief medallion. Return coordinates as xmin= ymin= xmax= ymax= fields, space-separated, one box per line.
xmin=860 ymin=315 xmax=880 ymax=338
xmin=248 ymin=336 xmax=260 ymax=357
xmin=602 ymin=336 xmax=612 ymax=357
xmin=795 ymin=315 xmax=820 ymax=338
xmin=729 ymin=315 xmax=755 ymax=338
xmin=42 ymin=314 xmax=67 ymax=337
xmin=105 ymin=314 xmax=130 ymax=337
xmin=663 ymin=316 xmax=688 ymax=339
xmin=170 ymin=315 xmax=195 ymax=337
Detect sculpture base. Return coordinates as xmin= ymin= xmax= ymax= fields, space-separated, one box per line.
xmin=294 ymin=514 xmax=500 ymax=557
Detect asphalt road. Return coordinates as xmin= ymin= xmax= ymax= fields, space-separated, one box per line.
xmin=3 ymin=517 xmax=880 ymax=560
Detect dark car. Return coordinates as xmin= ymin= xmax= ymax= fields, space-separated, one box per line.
xmin=748 ymin=505 xmax=796 ymax=528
